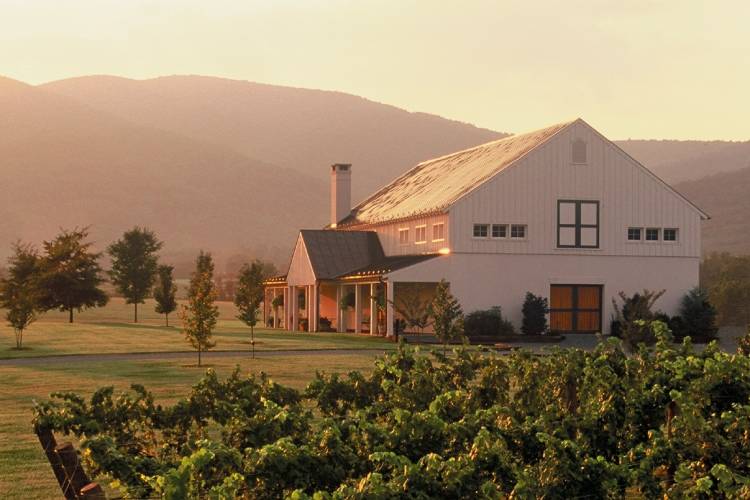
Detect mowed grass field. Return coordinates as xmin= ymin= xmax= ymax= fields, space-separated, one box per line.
xmin=0 ymin=298 xmax=393 ymax=499
xmin=0 ymin=298 xmax=395 ymax=358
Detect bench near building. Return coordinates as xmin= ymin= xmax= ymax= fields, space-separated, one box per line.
xmin=264 ymin=118 xmax=708 ymax=336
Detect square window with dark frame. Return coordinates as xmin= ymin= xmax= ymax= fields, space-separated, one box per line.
xmin=491 ymin=224 xmax=507 ymax=238
xmin=473 ymin=224 xmax=489 ymax=238
xmin=663 ymin=228 xmax=678 ymax=241
xmin=557 ymin=200 xmax=599 ymax=248
xmin=510 ymin=224 xmax=526 ymax=239
xmin=646 ymin=228 xmax=659 ymax=241
xmin=627 ymin=227 xmax=642 ymax=241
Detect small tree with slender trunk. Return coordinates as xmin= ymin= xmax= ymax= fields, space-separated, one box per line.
xmin=0 ymin=243 xmax=41 ymax=349
xmin=37 ymin=227 xmax=108 ymax=323
xmin=428 ymin=279 xmax=464 ymax=355
xmin=154 ymin=264 xmax=178 ymax=326
xmin=234 ymin=260 xmax=265 ymax=358
xmin=107 ymin=227 xmax=162 ymax=323
xmin=392 ymin=283 xmax=433 ymax=335
xmin=181 ymin=252 xmax=218 ymax=367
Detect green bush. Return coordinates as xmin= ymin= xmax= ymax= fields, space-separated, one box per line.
xmin=464 ymin=306 xmax=515 ymax=338
xmin=611 ymin=289 xmax=665 ymax=350
xmin=521 ymin=292 xmax=548 ymax=335
xmin=675 ymin=287 xmax=719 ymax=341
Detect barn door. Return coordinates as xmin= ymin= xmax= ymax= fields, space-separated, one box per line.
xmin=550 ymin=285 xmax=602 ymax=333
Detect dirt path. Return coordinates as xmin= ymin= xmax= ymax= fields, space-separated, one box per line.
xmin=0 ymin=348 xmax=390 ymax=366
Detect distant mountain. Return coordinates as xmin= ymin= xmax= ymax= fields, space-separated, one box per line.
xmin=0 ymin=76 xmax=326 ymax=272
xmin=1 ymin=75 xmax=506 ymax=271
xmin=676 ymin=167 xmax=750 ymax=255
xmin=616 ymin=139 xmax=750 ymax=184
xmin=41 ymin=75 xmax=506 ymax=201
xmin=2 ymin=74 xmax=748 ymax=267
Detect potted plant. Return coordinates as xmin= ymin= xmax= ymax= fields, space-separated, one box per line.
xmin=271 ymin=295 xmax=284 ymax=328
xmin=339 ymin=291 xmax=355 ymax=332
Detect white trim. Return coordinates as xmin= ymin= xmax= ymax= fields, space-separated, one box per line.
xmin=491 ymin=223 xmax=508 ymax=239
xmin=645 ymin=227 xmax=661 ymax=243
xmin=431 ymin=222 xmax=445 ymax=242
xmin=414 ymin=224 xmax=427 ymax=244
xmin=472 ymin=223 xmax=490 ymax=239
xmin=510 ymin=224 xmax=527 ymax=240
xmin=626 ymin=226 xmax=644 ymax=242
xmin=398 ymin=227 xmax=410 ymax=245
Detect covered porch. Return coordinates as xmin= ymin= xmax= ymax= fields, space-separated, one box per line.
xmin=263 ymin=277 xmax=440 ymax=336
xmin=262 ymin=229 xmax=442 ymax=336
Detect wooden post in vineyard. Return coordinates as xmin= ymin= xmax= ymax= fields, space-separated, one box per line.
xmin=35 ymin=426 xmax=106 ymax=499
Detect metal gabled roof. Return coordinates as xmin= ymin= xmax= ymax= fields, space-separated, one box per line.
xmin=338 ymin=120 xmax=575 ymax=226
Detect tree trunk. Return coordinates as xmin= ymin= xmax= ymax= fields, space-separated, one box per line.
xmin=251 ymin=326 xmax=255 ymax=359
xmin=69 ymin=308 xmax=74 ymax=323
xmin=134 ymin=302 xmax=138 ymax=323
xmin=165 ymin=313 xmax=169 ymax=327
xmin=198 ymin=345 xmax=202 ymax=367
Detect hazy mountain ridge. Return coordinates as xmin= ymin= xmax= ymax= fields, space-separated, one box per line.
xmin=0 ymin=77 xmax=328 ymax=272
xmin=41 ymin=75 xmax=507 ymax=201
xmin=2 ymin=74 xmax=748 ymax=270
xmin=675 ymin=166 xmax=750 ymax=255
xmin=616 ymin=139 xmax=750 ymax=183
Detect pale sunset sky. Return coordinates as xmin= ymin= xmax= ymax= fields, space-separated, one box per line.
xmin=1 ymin=0 xmax=747 ymax=140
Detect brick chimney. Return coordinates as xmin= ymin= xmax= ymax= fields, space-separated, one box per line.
xmin=330 ymin=163 xmax=351 ymax=227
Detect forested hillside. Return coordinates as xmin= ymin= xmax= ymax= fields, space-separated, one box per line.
xmin=2 ymin=74 xmax=748 ymax=267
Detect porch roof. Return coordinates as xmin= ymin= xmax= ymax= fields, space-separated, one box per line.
xmin=263 ymin=275 xmax=287 ymax=285
xmin=299 ymin=229 xmax=385 ymax=280
xmin=337 ymin=254 xmax=439 ymax=280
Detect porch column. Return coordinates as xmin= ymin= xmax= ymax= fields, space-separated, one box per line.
xmin=336 ymin=284 xmax=344 ymax=332
xmin=283 ymin=287 xmax=289 ymax=330
xmin=291 ymin=286 xmax=299 ymax=332
xmin=311 ymin=283 xmax=319 ymax=332
xmin=354 ymin=284 xmax=363 ymax=333
xmin=369 ymin=283 xmax=377 ymax=335
xmin=386 ymin=281 xmax=395 ymax=337
xmin=307 ymin=285 xmax=314 ymax=332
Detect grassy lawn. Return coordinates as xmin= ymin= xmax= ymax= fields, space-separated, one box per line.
xmin=0 ymin=353 xmax=381 ymax=499
xmin=0 ymin=298 xmax=393 ymax=498
xmin=0 ymin=297 xmax=394 ymax=359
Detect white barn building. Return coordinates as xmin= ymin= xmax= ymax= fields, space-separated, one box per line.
xmin=264 ymin=119 xmax=708 ymax=336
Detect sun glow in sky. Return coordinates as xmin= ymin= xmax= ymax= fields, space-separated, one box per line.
xmin=2 ymin=0 xmax=748 ymax=140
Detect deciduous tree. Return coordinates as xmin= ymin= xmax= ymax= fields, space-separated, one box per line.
xmin=153 ymin=264 xmax=178 ymax=327
xmin=428 ymin=279 xmax=464 ymax=354
xmin=181 ymin=252 xmax=218 ymax=366
xmin=37 ymin=228 xmax=108 ymax=323
xmin=234 ymin=260 xmax=265 ymax=357
xmin=107 ymin=227 xmax=163 ymax=322
xmin=0 ymin=243 xmax=41 ymax=349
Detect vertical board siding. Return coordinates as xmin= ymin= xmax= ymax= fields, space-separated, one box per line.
xmin=356 ymin=214 xmax=450 ymax=256
xmin=450 ymin=122 xmax=702 ymax=258
xmin=286 ymin=235 xmax=316 ymax=286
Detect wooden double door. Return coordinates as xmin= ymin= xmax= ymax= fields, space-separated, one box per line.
xmin=549 ymin=284 xmax=603 ymax=334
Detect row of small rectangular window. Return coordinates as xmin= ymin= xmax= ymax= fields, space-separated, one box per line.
xmin=473 ymin=224 xmax=526 ymax=239
xmin=628 ymin=227 xmax=678 ymax=242
xmin=399 ymin=223 xmax=444 ymax=244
